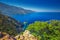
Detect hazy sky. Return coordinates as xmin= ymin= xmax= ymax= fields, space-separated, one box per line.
xmin=0 ymin=0 xmax=60 ymax=12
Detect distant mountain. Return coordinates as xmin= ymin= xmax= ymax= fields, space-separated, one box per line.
xmin=0 ymin=2 xmax=33 ymax=15
xmin=0 ymin=13 xmax=23 ymax=36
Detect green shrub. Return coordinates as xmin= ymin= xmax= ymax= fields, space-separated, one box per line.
xmin=26 ymin=20 xmax=60 ymax=40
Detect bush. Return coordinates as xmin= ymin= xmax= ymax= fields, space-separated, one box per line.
xmin=26 ymin=20 xmax=60 ymax=40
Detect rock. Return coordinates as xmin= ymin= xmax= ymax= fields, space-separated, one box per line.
xmin=15 ymin=30 xmax=38 ymax=40
xmin=0 ymin=30 xmax=38 ymax=40
xmin=0 ymin=32 xmax=16 ymax=40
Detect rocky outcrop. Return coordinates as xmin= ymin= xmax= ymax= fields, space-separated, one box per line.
xmin=0 ymin=32 xmax=16 ymax=40
xmin=15 ymin=30 xmax=38 ymax=40
xmin=0 ymin=30 xmax=38 ymax=40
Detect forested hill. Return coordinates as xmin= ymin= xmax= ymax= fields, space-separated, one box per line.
xmin=0 ymin=12 xmax=23 ymax=36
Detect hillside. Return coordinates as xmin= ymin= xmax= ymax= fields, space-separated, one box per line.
xmin=0 ymin=12 xmax=23 ymax=36
xmin=26 ymin=20 xmax=60 ymax=40
xmin=0 ymin=2 xmax=33 ymax=15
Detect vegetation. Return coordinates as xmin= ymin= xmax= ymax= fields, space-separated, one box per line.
xmin=0 ymin=11 xmax=60 ymax=40
xmin=0 ymin=12 xmax=23 ymax=36
xmin=26 ymin=20 xmax=60 ymax=40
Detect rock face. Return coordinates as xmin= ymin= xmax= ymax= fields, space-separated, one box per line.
xmin=15 ymin=30 xmax=38 ymax=40
xmin=0 ymin=13 xmax=23 ymax=36
xmin=0 ymin=30 xmax=38 ymax=40
xmin=0 ymin=32 xmax=16 ymax=40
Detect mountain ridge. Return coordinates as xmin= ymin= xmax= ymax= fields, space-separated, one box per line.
xmin=0 ymin=2 xmax=33 ymax=15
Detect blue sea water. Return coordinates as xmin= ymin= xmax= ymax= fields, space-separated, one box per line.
xmin=4 ymin=12 xmax=60 ymax=29
xmin=10 ymin=12 xmax=60 ymax=23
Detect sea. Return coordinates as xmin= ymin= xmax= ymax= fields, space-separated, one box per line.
xmin=4 ymin=12 xmax=60 ymax=29
xmin=10 ymin=12 xmax=60 ymax=23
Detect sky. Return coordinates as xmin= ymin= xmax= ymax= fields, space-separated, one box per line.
xmin=0 ymin=0 xmax=60 ymax=12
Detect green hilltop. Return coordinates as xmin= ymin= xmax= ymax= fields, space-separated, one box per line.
xmin=26 ymin=20 xmax=60 ymax=40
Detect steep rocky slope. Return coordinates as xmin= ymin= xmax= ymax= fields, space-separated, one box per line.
xmin=0 ymin=12 xmax=23 ymax=36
